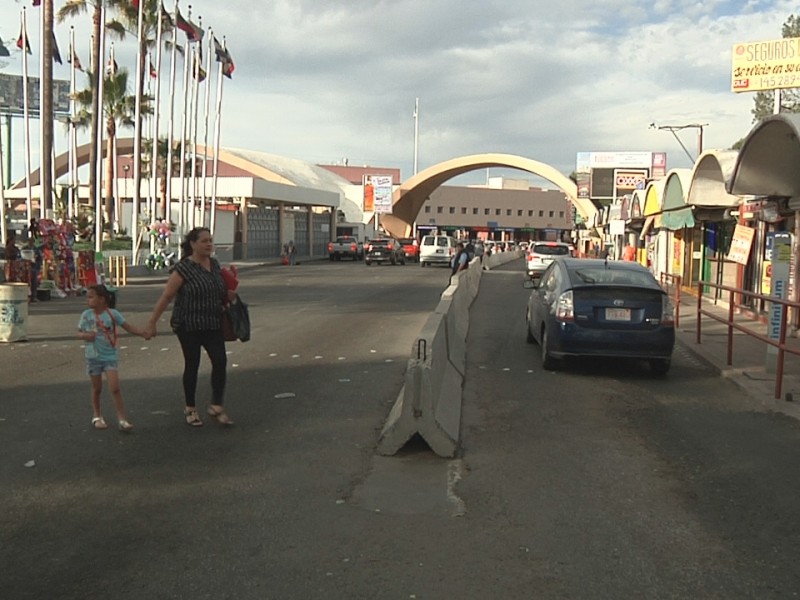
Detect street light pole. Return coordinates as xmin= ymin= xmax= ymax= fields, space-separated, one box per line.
xmin=649 ymin=122 xmax=708 ymax=162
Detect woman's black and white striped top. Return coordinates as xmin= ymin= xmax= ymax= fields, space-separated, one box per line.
xmin=169 ymin=257 xmax=226 ymax=332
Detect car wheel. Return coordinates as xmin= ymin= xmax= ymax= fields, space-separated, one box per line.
xmin=526 ymin=309 xmax=535 ymax=344
xmin=329 ymin=255 xmax=334 ymax=262
xmin=390 ymin=257 xmax=396 ymax=265
xmin=420 ymin=261 xmax=426 ymax=267
xmin=365 ymin=260 xmax=371 ymax=266
xmin=541 ymin=325 xmax=558 ymax=370
xmin=650 ymin=358 xmax=671 ymax=376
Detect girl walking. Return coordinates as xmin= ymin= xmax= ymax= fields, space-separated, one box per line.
xmin=78 ymin=285 xmax=148 ymax=431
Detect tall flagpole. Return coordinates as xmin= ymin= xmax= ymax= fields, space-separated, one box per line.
xmin=209 ymin=38 xmax=226 ymax=234
xmin=177 ymin=6 xmax=193 ymax=237
xmin=188 ymin=22 xmax=201 ymax=230
xmin=95 ymin=12 xmax=106 ymax=252
xmin=165 ymin=1 xmax=180 ymax=226
xmin=200 ymin=26 xmax=213 ymax=227
xmin=38 ymin=2 xmax=45 ymax=219
xmin=130 ymin=0 xmax=145 ymax=265
xmin=0 ymin=115 xmax=6 ymax=247
xmin=21 ymin=8 xmax=33 ymax=224
xmin=68 ymin=26 xmax=77 ymax=220
xmin=150 ymin=3 xmax=165 ymax=231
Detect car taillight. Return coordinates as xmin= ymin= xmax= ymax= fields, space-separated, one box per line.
xmin=555 ymin=291 xmax=574 ymax=321
xmin=661 ymin=296 xmax=675 ymax=325
xmin=366 ymin=244 xmax=373 ymax=251
xmin=387 ymin=243 xmax=393 ymax=250
xmin=351 ymin=243 xmax=356 ymax=251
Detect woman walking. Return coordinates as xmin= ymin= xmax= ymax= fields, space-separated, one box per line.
xmin=145 ymin=227 xmax=236 ymax=427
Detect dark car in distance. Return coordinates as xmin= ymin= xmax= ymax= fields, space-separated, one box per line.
xmin=364 ymin=238 xmax=406 ymax=266
xmin=398 ymin=238 xmax=420 ymax=263
xmin=525 ymin=257 xmax=675 ymax=374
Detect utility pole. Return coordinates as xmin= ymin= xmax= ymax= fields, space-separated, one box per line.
xmin=648 ymin=122 xmax=708 ymax=162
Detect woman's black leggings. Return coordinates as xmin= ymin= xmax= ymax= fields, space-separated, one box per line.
xmin=176 ymin=329 xmax=227 ymax=407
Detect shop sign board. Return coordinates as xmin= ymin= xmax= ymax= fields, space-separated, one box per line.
xmin=727 ymin=224 xmax=755 ymax=265
xmin=732 ymin=37 xmax=800 ymax=93
xmin=767 ymin=233 xmax=793 ymax=364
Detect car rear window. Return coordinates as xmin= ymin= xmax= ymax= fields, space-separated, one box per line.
xmin=532 ymin=244 xmax=570 ymax=255
xmin=369 ymin=240 xmax=390 ymax=247
xmin=569 ymin=267 xmax=657 ymax=287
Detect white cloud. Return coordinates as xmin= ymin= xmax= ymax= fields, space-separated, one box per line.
xmin=0 ymin=0 xmax=797 ymax=187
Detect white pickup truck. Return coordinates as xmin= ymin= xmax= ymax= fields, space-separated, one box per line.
xmin=327 ymin=236 xmax=363 ymax=261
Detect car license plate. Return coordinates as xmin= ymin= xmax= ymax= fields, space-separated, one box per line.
xmin=374 ymin=252 xmax=383 ymax=256
xmin=606 ymin=308 xmax=631 ymax=321
xmin=436 ymin=249 xmax=444 ymax=254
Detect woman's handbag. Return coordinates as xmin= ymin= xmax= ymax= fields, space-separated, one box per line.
xmin=223 ymin=294 xmax=250 ymax=342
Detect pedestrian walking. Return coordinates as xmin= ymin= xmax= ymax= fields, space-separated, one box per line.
xmin=287 ymin=240 xmax=298 ymax=266
xmin=25 ymin=237 xmax=43 ymax=302
xmin=77 ymin=284 xmax=149 ymax=432
xmin=451 ymin=242 xmax=469 ymax=276
xmin=144 ymin=227 xmax=237 ymax=427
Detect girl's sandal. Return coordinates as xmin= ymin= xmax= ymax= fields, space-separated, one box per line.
xmin=184 ymin=409 xmax=203 ymax=427
xmin=207 ymin=406 xmax=234 ymax=426
xmin=92 ymin=417 xmax=108 ymax=430
xmin=118 ymin=420 xmax=134 ymax=432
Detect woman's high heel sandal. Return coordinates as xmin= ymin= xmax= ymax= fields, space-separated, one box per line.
xmin=207 ymin=405 xmax=234 ymax=426
xmin=184 ymin=408 xmax=203 ymax=427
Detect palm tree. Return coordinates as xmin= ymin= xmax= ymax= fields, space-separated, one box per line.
xmin=73 ymin=67 xmax=151 ymax=236
xmin=56 ymin=0 xmax=126 ymax=227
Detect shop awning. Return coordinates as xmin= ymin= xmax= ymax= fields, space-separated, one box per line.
xmin=660 ymin=206 xmax=695 ymax=230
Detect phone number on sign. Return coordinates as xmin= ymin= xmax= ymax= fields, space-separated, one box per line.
xmin=758 ymin=74 xmax=800 ymax=88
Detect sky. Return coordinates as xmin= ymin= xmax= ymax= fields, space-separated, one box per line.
xmin=0 ymin=0 xmax=798 ymax=189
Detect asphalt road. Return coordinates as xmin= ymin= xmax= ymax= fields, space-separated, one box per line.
xmin=2 ymin=258 xmax=800 ymax=599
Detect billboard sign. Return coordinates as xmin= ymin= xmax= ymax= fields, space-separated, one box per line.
xmin=0 ymin=73 xmax=71 ymax=116
xmin=367 ymin=174 xmax=394 ymax=214
xmin=731 ymin=37 xmax=800 ymax=93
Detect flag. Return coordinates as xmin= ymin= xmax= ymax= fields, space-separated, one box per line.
xmin=149 ymin=61 xmax=158 ymax=78
xmin=193 ymin=58 xmax=206 ymax=82
xmin=0 ymin=39 xmax=9 ymax=58
xmin=213 ymin=37 xmax=235 ymax=79
xmin=131 ymin=0 xmax=140 ymax=7
xmin=107 ymin=56 xmax=118 ymax=75
xmin=52 ymin=32 xmax=62 ymax=65
xmin=32 ymin=0 xmax=42 ymax=6
xmin=16 ymin=26 xmax=31 ymax=55
xmin=68 ymin=47 xmax=84 ymax=71
xmin=175 ymin=9 xmax=203 ymax=42
xmin=160 ymin=3 xmax=174 ymax=30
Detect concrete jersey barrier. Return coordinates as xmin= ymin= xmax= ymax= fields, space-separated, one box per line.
xmin=377 ymin=256 xmax=483 ymax=457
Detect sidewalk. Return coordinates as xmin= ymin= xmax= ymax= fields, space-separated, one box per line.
xmin=674 ymin=289 xmax=800 ymax=421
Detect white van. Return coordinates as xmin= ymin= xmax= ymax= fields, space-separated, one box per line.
xmin=420 ymin=235 xmax=457 ymax=267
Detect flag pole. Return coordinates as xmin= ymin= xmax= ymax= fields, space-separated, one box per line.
xmin=177 ymin=5 xmax=193 ymax=237
xmin=200 ymin=26 xmax=212 ymax=227
xmin=0 ymin=116 xmax=6 ymax=247
xmin=150 ymin=3 xmax=166 ymax=252
xmin=209 ymin=37 xmax=226 ymax=234
xmin=95 ymin=11 xmax=106 ymax=253
xmin=130 ymin=0 xmax=145 ymax=265
xmin=68 ymin=26 xmax=77 ymax=220
xmin=165 ymin=1 xmax=180 ymax=227
xmin=21 ymin=8 xmax=33 ymax=224
xmin=188 ymin=18 xmax=201 ymax=230
xmin=38 ymin=1 xmax=45 ymax=220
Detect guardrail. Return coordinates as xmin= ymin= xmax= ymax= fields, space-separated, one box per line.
xmin=660 ymin=273 xmax=682 ymax=329
xmin=696 ymin=280 xmax=800 ymax=399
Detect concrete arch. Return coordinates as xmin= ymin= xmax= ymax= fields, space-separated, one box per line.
xmin=379 ymin=153 xmax=597 ymax=238
xmin=728 ymin=113 xmax=800 ymax=197
xmin=662 ymin=168 xmax=693 ymax=211
xmin=687 ymin=150 xmax=740 ymax=207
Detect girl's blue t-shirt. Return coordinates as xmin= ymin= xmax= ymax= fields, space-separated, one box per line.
xmin=78 ymin=308 xmax=125 ymax=361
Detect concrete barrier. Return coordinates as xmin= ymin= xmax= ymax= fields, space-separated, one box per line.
xmin=483 ymin=249 xmax=523 ymax=270
xmin=377 ymin=257 xmax=484 ymax=457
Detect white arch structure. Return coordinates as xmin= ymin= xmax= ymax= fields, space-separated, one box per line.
xmin=379 ymin=153 xmax=598 ymax=238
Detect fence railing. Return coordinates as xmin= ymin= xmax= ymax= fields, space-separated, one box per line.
xmin=695 ymin=280 xmax=800 ymax=399
xmin=659 ymin=273 xmax=682 ymax=329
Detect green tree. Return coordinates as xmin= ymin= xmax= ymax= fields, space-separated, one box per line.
xmin=750 ymin=14 xmax=800 ymax=122
xmin=72 ymin=67 xmax=151 ymax=236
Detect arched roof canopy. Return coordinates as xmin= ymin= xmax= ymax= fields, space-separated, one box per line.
xmin=379 ymin=153 xmax=597 ymax=238
xmin=662 ymin=168 xmax=693 ymax=211
xmin=643 ymin=178 xmax=666 ymax=217
xmin=687 ymin=150 xmax=740 ymax=207
xmin=728 ymin=114 xmax=800 ymax=197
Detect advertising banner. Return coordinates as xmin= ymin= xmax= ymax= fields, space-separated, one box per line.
xmin=727 ymin=224 xmax=755 ymax=265
xmin=371 ymin=175 xmax=394 ymax=214
xmin=731 ymin=37 xmax=800 ymax=93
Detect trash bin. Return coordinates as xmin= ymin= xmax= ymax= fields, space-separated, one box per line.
xmin=0 ymin=283 xmax=29 ymax=342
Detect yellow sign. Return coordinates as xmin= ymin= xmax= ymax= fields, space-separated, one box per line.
xmin=731 ymin=37 xmax=800 ymax=92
